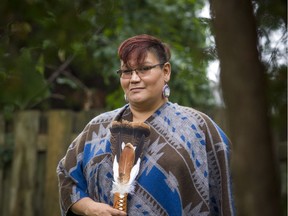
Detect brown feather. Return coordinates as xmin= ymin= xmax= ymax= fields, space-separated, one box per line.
xmin=110 ymin=120 xmax=150 ymax=164
xmin=118 ymin=143 xmax=135 ymax=184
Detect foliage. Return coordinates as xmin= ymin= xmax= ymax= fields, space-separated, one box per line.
xmin=254 ymin=0 xmax=287 ymax=140
xmin=0 ymin=0 xmax=214 ymax=116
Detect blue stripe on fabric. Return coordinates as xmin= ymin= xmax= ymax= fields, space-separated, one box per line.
xmin=187 ymin=141 xmax=191 ymax=148
xmin=214 ymin=124 xmax=231 ymax=162
xmin=105 ymin=140 xmax=112 ymax=152
xmin=191 ymin=124 xmax=197 ymax=130
xmin=164 ymin=117 xmax=171 ymax=125
xmin=215 ymin=125 xmax=229 ymax=149
xmin=138 ymin=165 xmax=182 ymax=215
xmin=83 ymin=143 xmax=95 ymax=168
xmin=70 ymin=162 xmax=88 ymax=195
xmin=196 ymin=159 xmax=201 ymax=167
xmin=181 ymin=135 xmax=185 ymax=142
xmin=215 ymin=124 xmax=236 ymax=214
xmin=200 ymin=140 xmax=206 ymax=146
xmin=155 ymin=110 xmax=161 ymax=115
xmin=82 ymin=141 xmax=111 ymax=168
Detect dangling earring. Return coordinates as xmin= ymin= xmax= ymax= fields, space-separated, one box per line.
xmin=162 ymin=84 xmax=170 ymax=98
xmin=124 ymin=94 xmax=129 ymax=103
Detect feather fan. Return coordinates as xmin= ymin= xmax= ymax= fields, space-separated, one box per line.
xmin=110 ymin=120 xmax=150 ymax=212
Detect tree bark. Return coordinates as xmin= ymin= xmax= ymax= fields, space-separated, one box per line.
xmin=210 ymin=0 xmax=281 ymax=215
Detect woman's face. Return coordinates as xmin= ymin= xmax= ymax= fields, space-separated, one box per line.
xmin=120 ymin=52 xmax=171 ymax=108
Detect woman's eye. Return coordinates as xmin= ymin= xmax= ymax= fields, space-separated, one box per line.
xmin=123 ymin=69 xmax=132 ymax=73
xmin=137 ymin=68 xmax=145 ymax=72
xmin=139 ymin=66 xmax=151 ymax=72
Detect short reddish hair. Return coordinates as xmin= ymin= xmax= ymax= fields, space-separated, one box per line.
xmin=118 ymin=34 xmax=171 ymax=67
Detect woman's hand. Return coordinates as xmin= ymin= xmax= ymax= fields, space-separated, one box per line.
xmin=70 ymin=197 xmax=127 ymax=216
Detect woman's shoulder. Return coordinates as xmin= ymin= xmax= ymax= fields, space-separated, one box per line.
xmin=168 ymin=102 xmax=209 ymax=119
xmin=167 ymin=102 xmax=215 ymax=127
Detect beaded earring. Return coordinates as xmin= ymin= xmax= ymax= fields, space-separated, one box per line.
xmin=162 ymin=84 xmax=170 ymax=98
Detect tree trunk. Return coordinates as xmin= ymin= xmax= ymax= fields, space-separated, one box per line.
xmin=210 ymin=0 xmax=281 ymax=215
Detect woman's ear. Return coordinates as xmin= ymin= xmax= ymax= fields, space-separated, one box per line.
xmin=163 ymin=62 xmax=171 ymax=82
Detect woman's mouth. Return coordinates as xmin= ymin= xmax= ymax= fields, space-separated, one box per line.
xmin=130 ymin=87 xmax=144 ymax=92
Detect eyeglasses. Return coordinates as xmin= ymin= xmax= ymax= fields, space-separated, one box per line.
xmin=116 ymin=63 xmax=165 ymax=79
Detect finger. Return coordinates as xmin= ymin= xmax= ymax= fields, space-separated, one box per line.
xmin=111 ymin=209 xmax=127 ymax=216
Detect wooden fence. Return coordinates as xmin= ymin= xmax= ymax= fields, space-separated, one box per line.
xmin=0 ymin=110 xmax=102 ymax=216
xmin=0 ymin=110 xmax=286 ymax=216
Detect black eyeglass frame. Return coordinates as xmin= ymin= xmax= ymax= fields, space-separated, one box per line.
xmin=116 ymin=62 xmax=166 ymax=79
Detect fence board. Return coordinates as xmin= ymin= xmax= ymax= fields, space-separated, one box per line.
xmin=35 ymin=151 xmax=46 ymax=215
xmin=0 ymin=114 xmax=4 ymax=215
xmin=9 ymin=111 xmax=40 ymax=216
xmin=44 ymin=110 xmax=73 ymax=216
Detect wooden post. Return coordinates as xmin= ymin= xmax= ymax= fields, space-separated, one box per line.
xmin=9 ymin=111 xmax=40 ymax=216
xmin=44 ymin=110 xmax=73 ymax=216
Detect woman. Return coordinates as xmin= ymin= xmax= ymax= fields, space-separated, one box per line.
xmin=57 ymin=34 xmax=235 ymax=216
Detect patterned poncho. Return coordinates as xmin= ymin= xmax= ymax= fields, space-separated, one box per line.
xmin=57 ymin=102 xmax=235 ymax=215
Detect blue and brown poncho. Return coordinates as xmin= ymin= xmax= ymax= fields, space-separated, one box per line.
xmin=57 ymin=102 xmax=235 ymax=216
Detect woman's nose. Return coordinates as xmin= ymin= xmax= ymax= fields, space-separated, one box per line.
xmin=130 ymin=70 xmax=141 ymax=81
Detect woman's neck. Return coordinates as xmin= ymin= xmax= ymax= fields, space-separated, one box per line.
xmin=129 ymin=98 xmax=168 ymax=122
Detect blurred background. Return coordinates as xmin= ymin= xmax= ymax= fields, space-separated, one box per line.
xmin=0 ymin=0 xmax=286 ymax=215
